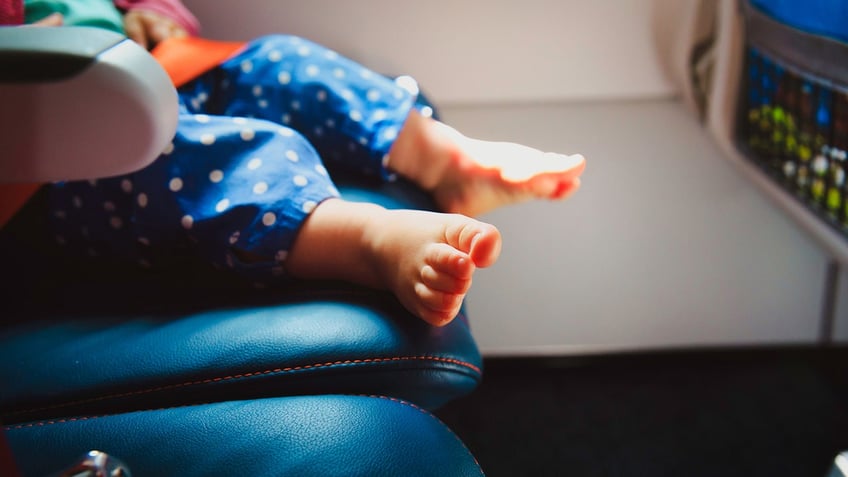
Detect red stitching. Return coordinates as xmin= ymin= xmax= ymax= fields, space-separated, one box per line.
xmin=4 ymin=413 xmax=106 ymax=430
xmin=4 ymin=355 xmax=480 ymax=418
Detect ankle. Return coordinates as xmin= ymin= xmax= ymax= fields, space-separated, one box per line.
xmin=386 ymin=110 xmax=453 ymax=190
xmin=286 ymin=199 xmax=384 ymax=286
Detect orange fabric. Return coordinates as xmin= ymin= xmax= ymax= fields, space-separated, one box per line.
xmin=0 ymin=36 xmax=246 ymax=229
xmin=151 ymin=36 xmax=246 ymax=88
xmin=0 ymin=183 xmax=41 ymax=229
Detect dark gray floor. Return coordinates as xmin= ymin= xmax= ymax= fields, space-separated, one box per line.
xmin=436 ymin=347 xmax=848 ymax=477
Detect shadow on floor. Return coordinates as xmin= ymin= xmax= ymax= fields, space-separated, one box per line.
xmin=436 ymin=346 xmax=848 ymax=477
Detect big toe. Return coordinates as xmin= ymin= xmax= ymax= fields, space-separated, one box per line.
xmin=468 ymin=225 xmax=501 ymax=268
xmin=444 ymin=217 xmax=502 ymax=268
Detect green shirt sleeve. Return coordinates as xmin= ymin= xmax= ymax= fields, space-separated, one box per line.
xmin=24 ymin=0 xmax=125 ymax=34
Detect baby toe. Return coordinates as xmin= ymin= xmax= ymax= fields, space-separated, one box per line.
xmin=414 ymin=282 xmax=465 ymax=314
xmin=426 ymin=243 xmax=475 ymax=279
xmin=421 ymin=264 xmax=472 ymax=294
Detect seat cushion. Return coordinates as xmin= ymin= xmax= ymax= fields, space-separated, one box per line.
xmin=5 ymin=395 xmax=485 ymax=477
xmin=0 ymin=178 xmax=483 ymax=423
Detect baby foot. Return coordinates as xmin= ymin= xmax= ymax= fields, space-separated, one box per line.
xmin=363 ymin=208 xmax=501 ymax=326
xmin=286 ymin=199 xmax=501 ymax=326
xmin=387 ymin=110 xmax=586 ymax=217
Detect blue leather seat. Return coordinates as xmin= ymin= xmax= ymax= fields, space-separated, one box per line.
xmin=6 ymin=395 xmax=485 ymax=476
xmin=0 ymin=178 xmax=485 ymax=476
xmin=0 ymin=26 xmax=484 ymax=476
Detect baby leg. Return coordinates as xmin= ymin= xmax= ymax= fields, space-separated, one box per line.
xmin=285 ymin=199 xmax=501 ymax=326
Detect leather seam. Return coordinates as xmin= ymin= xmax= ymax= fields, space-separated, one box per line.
xmin=364 ymin=394 xmax=485 ymax=475
xmin=4 ymin=355 xmax=481 ymax=418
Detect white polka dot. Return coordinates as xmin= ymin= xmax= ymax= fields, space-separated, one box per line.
xmin=305 ymin=65 xmax=319 ymax=77
xmin=297 ymin=46 xmax=311 ymax=56
xmin=181 ymin=215 xmax=194 ymax=229
xmin=315 ymin=164 xmax=328 ymax=176
xmin=372 ymin=110 xmax=387 ymax=121
xmin=138 ymin=237 xmax=150 ymax=246
xmin=325 ymin=119 xmax=335 ymax=128
xmin=282 ymin=114 xmax=292 ymax=124
xmin=285 ymin=150 xmax=299 ymax=162
xmin=247 ymin=158 xmax=263 ymax=170
xmin=215 ymin=198 xmax=230 ymax=212
xmin=233 ymin=117 xmax=248 ymax=125
xmin=291 ymin=100 xmax=301 ymax=111
xmin=88 ymin=179 xmax=98 ymax=186
xmin=341 ymin=89 xmax=354 ymax=100
xmin=162 ymin=143 xmax=175 ymax=155
xmin=137 ymin=193 xmax=148 ymax=208
xmin=325 ymin=50 xmax=338 ymax=60
xmin=200 ymin=133 xmax=216 ymax=145
xmin=367 ymin=89 xmax=381 ymax=102
xmin=333 ymin=68 xmax=346 ymax=79
xmin=360 ymin=69 xmax=373 ymax=79
xmin=420 ymin=106 xmax=434 ymax=118
xmin=195 ymin=114 xmax=211 ymax=123
xmin=316 ymin=90 xmax=327 ymax=102
xmin=358 ymin=136 xmax=368 ymax=146
xmin=253 ymin=182 xmax=268 ymax=194
xmin=278 ymin=128 xmax=294 ymax=137
xmin=197 ymin=92 xmax=208 ymax=102
xmin=395 ymin=75 xmax=419 ymax=96
xmin=275 ymin=250 xmax=289 ymax=262
xmin=262 ymin=212 xmax=276 ymax=226
xmin=240 ymin=129 xmax=255 ymax=141
xmin=72 ymin=196 xmax=83 ymax=208
xmin=314 ymin=126 xmax=324 ymax=136
xmin=382 ymin=154 xmax=391 ymax=168
xmin=53 ymin=210 xmax=66 ymax=219
xmin=349 ymin=110 xmax=363 ymax=122
xmin=209 ymin=170 xmax=224 ymax=183
xmin=103 ymin=201 xmax=116 ymax=212
xmin=169 ymin=178 xmax=183 ymax=192
xmin=110 ymin=216 xmax=123 ymax=229
xmin=268 ymin=50 xmax=282 ymax=62
xmin=258 ymin=99 xmax=269 ymax=109
xmin=277 ymin=71 xmax=291 ymax=84
xmin=383 ymin=127 xmax=398 ymax=141
xmin=241 ymin=60 xmax=253 ymax=73
xmin=302 ymin=201 xmax=318 ymax=213
xmin=229 ymin=231 xmax=240 ymax=244
xmin=293 ymin=175 xmax=308 ymax=186
xmin=252 ymin=85 xmax=263 ymax=97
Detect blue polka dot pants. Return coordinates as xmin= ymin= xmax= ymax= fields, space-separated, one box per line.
xmin=45 ymin=35 xmax=420 ymax=282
